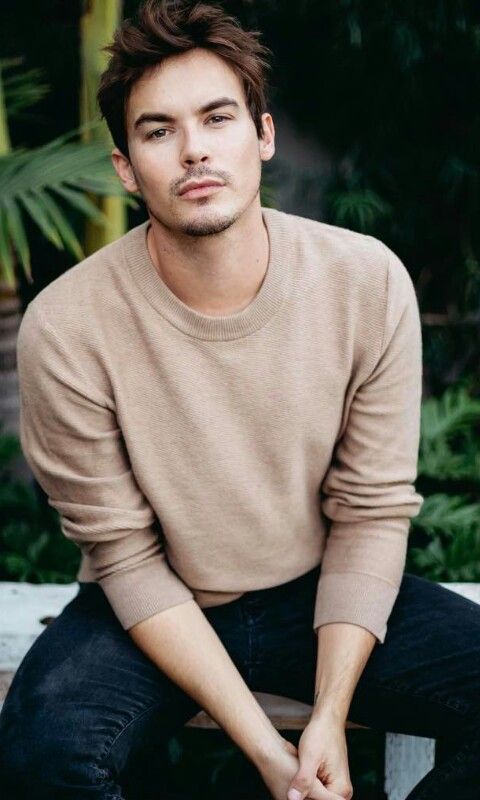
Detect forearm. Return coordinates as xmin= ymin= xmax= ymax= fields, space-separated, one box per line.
xmin=312 ymin=622 xmax=377 ymax=722
xmin=128 ymin=598 xmax=284 ymax=767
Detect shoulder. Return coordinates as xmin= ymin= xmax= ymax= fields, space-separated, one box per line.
xmin=19 ymin=221 xmax=148 ymax=343
xmin=265 ymin=207 xmax=416 ymax=316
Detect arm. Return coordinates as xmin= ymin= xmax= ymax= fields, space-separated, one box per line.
xmin=16 ymin=302 xmax=193 ymax=630
xmin=285 ymin=244 xmax=424 ymax=800
xmin=129 ymin=600 xmax=284 ymax=764
xmin=281 ymin=624 xmax=375 ymax=800
xmin=312 ymin=622 xmax=376 ymax=722
xmin=283 ymin=624 xmax=375 ymax=800
xmin=130 ymin=598 xmax=344 ymax=800
xmin=314 ymin=241 xmax=424 ymax=645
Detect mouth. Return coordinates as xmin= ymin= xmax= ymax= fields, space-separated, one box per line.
xmin=179 ymin=183 xmax=225 ymax=200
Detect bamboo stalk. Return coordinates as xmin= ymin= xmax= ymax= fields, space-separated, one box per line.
xmin=0 ymin=67 xmax=11 ymax=156
xmin=80 ymin=0 xmax=126 ymax=254
xmin=0 ymin=65 xmax=17 ymax=291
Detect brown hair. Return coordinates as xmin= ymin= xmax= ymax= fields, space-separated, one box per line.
xmin=97 ymin=0 xmax=273 ymax=158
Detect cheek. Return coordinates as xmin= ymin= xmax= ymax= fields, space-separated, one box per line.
xmin=229 ymin=135 xmax=261 ymax=177
xmin=132 ymin=151 xmax=172 ymax=190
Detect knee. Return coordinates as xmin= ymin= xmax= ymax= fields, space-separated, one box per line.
xmin=0 ymin=710 xmax=105 ymax=796
xmin=0 ymin=726 xmax=23 ymax=795
xmin=0 ymin=716 xmax=39 ymax=796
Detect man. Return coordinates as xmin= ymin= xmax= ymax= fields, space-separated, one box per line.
xmin=1 ymin=1 xmax=479 ymax=799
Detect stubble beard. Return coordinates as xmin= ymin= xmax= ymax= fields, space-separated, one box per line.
xmin=179 ymin=202 xmax=243 ymax=237
xmin=147 ymin=179 xmax=261 ymax=239
xmin=144 ymin=200 xmax=238 ymax=237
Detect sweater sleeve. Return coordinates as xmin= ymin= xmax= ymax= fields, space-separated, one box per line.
xmin=16 ymin=302 xmax=194 ymax=630
xmin=313 ymin=242 xmax=424 ymax=644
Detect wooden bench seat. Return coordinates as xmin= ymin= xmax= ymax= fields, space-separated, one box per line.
xmin=186 ymin=692 xmax=368 ymax=730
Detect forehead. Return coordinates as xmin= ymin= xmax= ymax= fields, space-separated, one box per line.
xmin=126 ymin=48 xmax=246 ymax=128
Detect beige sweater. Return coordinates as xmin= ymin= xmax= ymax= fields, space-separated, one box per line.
xmin=16 ymin=206 xmax=424 ymax=643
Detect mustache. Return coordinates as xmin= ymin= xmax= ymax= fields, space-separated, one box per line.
xmin=174 ymin=168 xmax=231 ymax=195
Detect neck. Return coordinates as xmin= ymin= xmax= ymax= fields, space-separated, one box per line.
xmin=146 ymin=200 xmax=269 ymax=316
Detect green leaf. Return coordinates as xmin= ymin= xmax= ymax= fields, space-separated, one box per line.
xmin=19 ymin=190 xmax=63 ymax=249
xmin=413 ymin=493 xmax=480 ymax=536
xmin=36 ymin=190 xmax=85 ymax=262
xmin=3 ymin=196 xmax=30 ymax=273
xmin=26 ymin=531 xmax=50 ymax=563
xmin=420 ymin=385 xmax=480 ymax=443
xmin=0 ymin=206 xmax=15 ymax=283
xmin=0 ymin=132 xmax=133 ymax=279
xmin=3 ymin=553 xmax=30 ymax=577
xmin=3 ymin=65 xmax=50 ymax=116
xmin=51 ymin=185 xmax=109 ymax=225
xmin=329 ymin=188 xmax=392 ymax=232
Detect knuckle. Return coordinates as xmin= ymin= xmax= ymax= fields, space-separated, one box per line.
xmin=296 ymin=774 xmax=312 ymax=790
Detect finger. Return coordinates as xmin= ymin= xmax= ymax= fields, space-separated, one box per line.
xmin=325 ymin=778 xmax=354 ymax=800
xmin=284 ymin=739 xmax=299 ymax=756
xmin=287 ymin=754 xmax=318 ymax=800
xmin=308 ymin=776 xmax=346 ymax=800
xmin=288 ymin=773 xmax=344 ymax=800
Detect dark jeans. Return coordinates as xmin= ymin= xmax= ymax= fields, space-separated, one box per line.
xmin=0 ymin=566 xmax=479 ymax=800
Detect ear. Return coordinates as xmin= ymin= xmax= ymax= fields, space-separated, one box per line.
xmin=259 ymin=113 xmax=275 ymax=163
xmin=111 ymin=148 xmax=140 ymax=193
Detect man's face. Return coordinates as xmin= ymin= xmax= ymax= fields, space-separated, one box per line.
xmin=114 ymin=47 xmax=275 ymax=237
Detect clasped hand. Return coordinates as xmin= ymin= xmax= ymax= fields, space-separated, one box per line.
xmin=258 ymin=711 xmax=353 ymax=800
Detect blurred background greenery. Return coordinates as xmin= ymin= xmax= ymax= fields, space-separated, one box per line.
xmin=0 ymin=1 xmax=479 ymax=798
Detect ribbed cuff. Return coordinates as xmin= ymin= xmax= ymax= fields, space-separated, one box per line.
xmin=99 ymin=556 xmax=195 ymax=630
xmin=313 ymin=571 xmax=401 ymax=644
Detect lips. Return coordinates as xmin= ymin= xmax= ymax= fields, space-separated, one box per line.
xmin=179 ymin=180 xmax=224 ymax=196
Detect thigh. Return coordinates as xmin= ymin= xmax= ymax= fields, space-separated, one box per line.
xmin=249 ymin=570 xmax=480 ymax=740
xmin=0 ymin=582 xmax=203 ymax=792
xmin=349 ymin=572 xmax=480 ymax=736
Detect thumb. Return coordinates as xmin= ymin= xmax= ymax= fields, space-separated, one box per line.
xmin=287 ymin=762 xmax=317 ymax=800
xmin=289 ymin=772 xmax=346 ymax=800
xmin=287 ymin=787 xmax=306 ymax=800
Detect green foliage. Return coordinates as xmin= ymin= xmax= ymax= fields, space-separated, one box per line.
xmin=0 ymin=424 xmax=80 ymax=583
xmin=0 ymin=126 xmax=137 ymax=278
xmin=407 ymin=384 xmax=480 ymax=581
xmin=418 ymin=385 xmax=480 ymax=480
xmin=0 ymin=59 xmax=138 ymax=286
xmin=0 ymin=56 xmax=50 ymax=119
xmin=327 ymin=183 xmax=392 ymax=234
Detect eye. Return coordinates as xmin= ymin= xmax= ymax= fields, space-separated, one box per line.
xmin=147 ymin=128 xmax=168 ymax=140
xmin=208 ymin=114 xmax=229 ymax=124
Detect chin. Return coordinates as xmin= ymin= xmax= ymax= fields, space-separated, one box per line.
xmin=179 ymin=204 xmax=241 ymax=237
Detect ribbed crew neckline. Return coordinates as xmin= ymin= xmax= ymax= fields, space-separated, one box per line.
xmin=124 ymin=205 xmax=292 ymax=341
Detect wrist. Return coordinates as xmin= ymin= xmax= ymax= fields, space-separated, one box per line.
xmin=311 ymin=691 xmax=348 ymax=723
xmin=250 ymin=728 xmax=290 ymax=771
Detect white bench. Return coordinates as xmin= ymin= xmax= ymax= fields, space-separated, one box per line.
xmin=1 ymin=580 xmax=479 ymax=800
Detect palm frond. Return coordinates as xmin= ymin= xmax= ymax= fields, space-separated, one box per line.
xmin=0 ymin=205 xmax=16 ymax=283
xmin=328 ymin=187 xmax=392 ymax=232
xmin=0 ymin=58 xmax=50 ymax=117
xmin=0 ymin=134 xmax=139 ymax=279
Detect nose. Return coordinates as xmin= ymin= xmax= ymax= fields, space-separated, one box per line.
xmin=179 ymin=125 xmax=211 ymax=168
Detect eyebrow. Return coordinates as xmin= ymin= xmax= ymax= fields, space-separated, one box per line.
xmin=134 ymin=96 xmax=241 ymax=130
